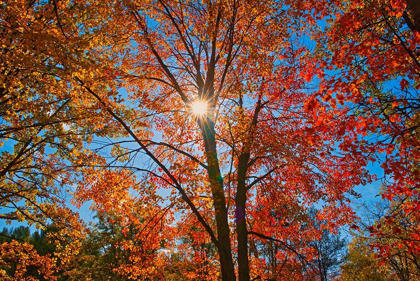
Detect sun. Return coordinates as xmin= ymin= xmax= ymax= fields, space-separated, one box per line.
xmin=191 ymin=100 xmax=207 ymax=116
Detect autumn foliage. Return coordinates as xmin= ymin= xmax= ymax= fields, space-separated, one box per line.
xmin=0 ymin=0 xmax=419 ymax=280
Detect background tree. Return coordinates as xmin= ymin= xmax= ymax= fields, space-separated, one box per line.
xmin=306 ymin=208 xmax=347 ymax=281
xmin=342 ymin=196 xmax=420 ymax=281
xmin=0 ymin=226 xmax=55 ymax=279
xmin=71 ymin=168 xmax=175 ymax=280
xmin=341 ymin=237 xmax=391 ymax=281
xmin=247 ymin=207 xmax=347 ymax=280
xmin=309 ymin=229 xmax=346 ymax=281
xmin=0 ymin=224 xmax=85 ymax=281
xmin=0 ymin=226 xmax=55 ymax=255
xmin=70 ymin=210 xmax=172 ymax=281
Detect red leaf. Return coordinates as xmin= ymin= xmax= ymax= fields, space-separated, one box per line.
xmin=400 ymin=79 xmax=409 ymax=90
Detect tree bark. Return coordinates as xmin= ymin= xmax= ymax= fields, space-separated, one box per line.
xmin=236 ymin=98 xmax=263 ymax=281
xmin=236 ymin=152 xmax=251 ymax=281
xmin=199 ymin=118 xmax=236 ymax=281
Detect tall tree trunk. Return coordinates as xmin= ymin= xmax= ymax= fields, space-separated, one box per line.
xmin=199 ymin=119 xmax=236 ymax=281
xmin=236 ymin=153 xmax=251 ymax=281
xmin=236 ymin=97 xmax=263 ymax=281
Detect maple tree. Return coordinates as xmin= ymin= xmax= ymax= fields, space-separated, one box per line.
xmin=3 ymin=0 xmax=419 ymax=280
xmin=302 ymin=0 xmax=420 ymax=264
xmin=68 ymin=1 xmax=373 ymax=280
xmin=0 ymin=0 xmax=128 ymax=278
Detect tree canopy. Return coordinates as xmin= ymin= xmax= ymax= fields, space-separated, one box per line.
xmin=0 ymin=0 xmax=419 ymax=280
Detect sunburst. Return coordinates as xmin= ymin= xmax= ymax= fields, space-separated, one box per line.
xmin=191 ymin=100 xmax=207 ymax=116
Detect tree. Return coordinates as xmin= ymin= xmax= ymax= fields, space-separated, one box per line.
xmin=312 ymin=0 xmax=420 ymax=198
xmin=291 ymin=0 xmax=420 ymax=267
xmin=0 ymin=224 xmax=87 ymax=280
xmin=342 ymin=196 xmax=420 ymax=281
xmin=341 ymin=237 xmax=391 ymax=281
xmin=2 ymin=1 xmax=378 ymax=280
xmin=306 ymin=208 xmax=347 ymax=281
xmin=175 ymin=215 xmax=220 ymax=280
xmin=0 ymin=0 xmax=121 ymax=251
xmin=367 ymin=198 xmax=420 ymax=280
xmin=0 ymin=1 xmax=130 ymax=277
xmin=70 ymin=210 xmax=172 ymax=281
xmin=0 ymin=226 xmax=54 ymax=254
xmin=0 ymin=226 xmax=56 ymax=279
xmin=71 ymin=169 xmax=175 ymax=280
xmin=245 ymin=207 xmax=347 ymax=280
xmin=69 ymin=1 xmax=373 ymax=279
